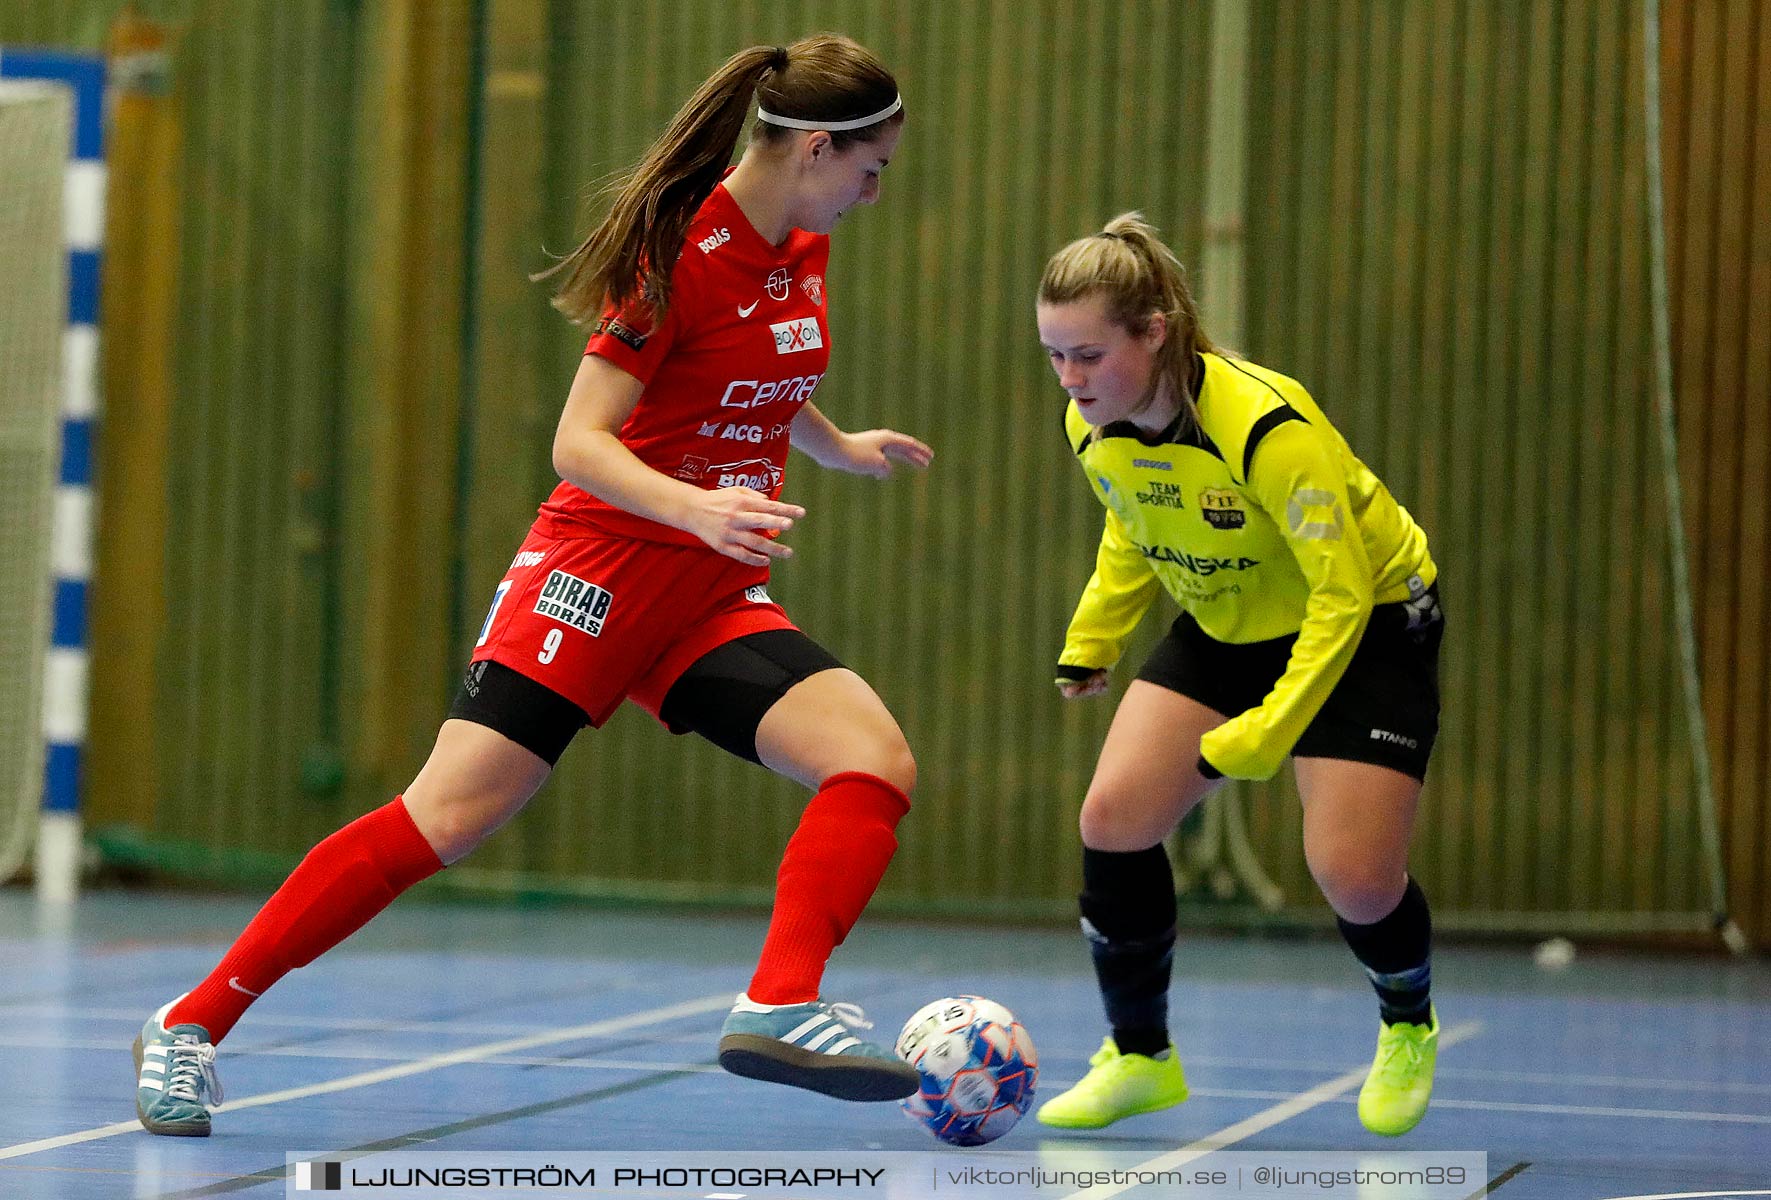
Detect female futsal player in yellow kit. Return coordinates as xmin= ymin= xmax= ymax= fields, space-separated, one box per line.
xmin=1034 ymin=213 xmax=1446 ymax=1137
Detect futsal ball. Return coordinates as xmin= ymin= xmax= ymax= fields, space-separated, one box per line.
xmin=894 ymin=995 xmax=1038 ymax=1146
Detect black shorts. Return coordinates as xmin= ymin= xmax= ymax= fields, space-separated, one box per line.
xmin=657 ymin=627 xmax=844 ymax=764
xmin=447 ymin=628 xmax=843 ymax=768
xmin=1135 ymin=584 xmax=1444 ymax=780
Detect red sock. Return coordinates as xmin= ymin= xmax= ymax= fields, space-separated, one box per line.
xmin=167 ymin=796 xmax=443 ymax=1041
xmin=747 ymin=771 xmax=910 ymax=1004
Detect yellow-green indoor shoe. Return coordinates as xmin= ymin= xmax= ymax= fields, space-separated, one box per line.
xmin=1357 ymin=1005 xmax=1438 ymax=1136
xmin=1036 ymin=1036 xmax=1189 ymax=1129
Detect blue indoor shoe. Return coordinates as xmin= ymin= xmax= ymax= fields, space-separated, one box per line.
xmin=717 ymin=994 xmax=918 ymax=1101
xmin=133 ymin=996 xmax=223 ymax=1136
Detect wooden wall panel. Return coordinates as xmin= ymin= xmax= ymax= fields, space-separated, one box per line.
xmin=7 ymin=0 xmax=1762 ymax=943
xmin=1661 ymin=0 xmax=1771 ymax=943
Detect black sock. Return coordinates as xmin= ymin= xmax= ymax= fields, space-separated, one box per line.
xmin=1336 ymin=876 xmax=1432 ymax=1026
xmin=1080 ymin=845 xmax=1176 ymax=1056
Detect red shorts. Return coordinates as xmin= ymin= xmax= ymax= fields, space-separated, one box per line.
xmin=469 ymin=526 xmax=797 ymax=727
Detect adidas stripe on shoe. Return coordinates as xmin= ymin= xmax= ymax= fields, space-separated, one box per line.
xmin=133 ymin=996 xmax=223 ymax=1137
xmin=717 ymin=994 xmax=918 ymax=1101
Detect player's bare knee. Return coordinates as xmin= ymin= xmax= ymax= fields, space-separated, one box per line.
xmin=412 ymin=809 xmax=478 ymax=865
xmin=849 ymin=732 xmax=916 ymax=797
xmin=1311 ymin=855 xmax=1406 ymax=924
xmin=885 ymin=742 xmax=918 ymax=797
xmin=1078 ymin=791 xmax=1161 ymax=853
xmin=404 ymin=792 xmax=501 ymax=864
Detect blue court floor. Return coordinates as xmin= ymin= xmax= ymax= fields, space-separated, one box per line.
xmin=1 ymin=890 xmax=1767 ymax=1198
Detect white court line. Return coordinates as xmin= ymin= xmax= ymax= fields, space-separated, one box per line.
xmin=0 ymin=1035 xmax=735 ymax=1075
xmin=1174 ymin=1086 xmax=1771 ymax=1127
xmin=1179 ymin=1054 xmax=1771 ymax=1098
xmin=0 ymin=992 xmax=734 ymax=1162
xmin=32 ymin=1011 xmax=1764 ymax=1099
xmin=0 ymin=1003 xmax=619 ymax=1037
xmin=29 ymin=1008 xmax=1771 ymax=1096
xmin=22 ymin=1022 xmax=1763 ymax=1131
xmin=1058 ymin=1021 xmax=1484 ymax=1200
xmin=1417 ymin=1096 xmax=1771 ymax=1126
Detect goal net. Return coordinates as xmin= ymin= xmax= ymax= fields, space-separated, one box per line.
xmin=0 ymin=81 xmax=69 ymax=883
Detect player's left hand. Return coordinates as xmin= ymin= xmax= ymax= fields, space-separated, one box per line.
xmin=838 ymin=429 xmax=934 ymax=478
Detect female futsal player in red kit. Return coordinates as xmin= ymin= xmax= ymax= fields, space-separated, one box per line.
xmin=133 ymin=33 xmax=932 ymax=1135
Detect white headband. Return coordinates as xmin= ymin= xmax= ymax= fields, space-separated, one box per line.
xmin=756 ymin=94 xmax=902 ymax=132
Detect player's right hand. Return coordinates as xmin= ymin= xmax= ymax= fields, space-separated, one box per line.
xmin=1055 ymin=669 xmax=1110 ymax=699
xmin=686 ymin=487 xmax=805 ymax=567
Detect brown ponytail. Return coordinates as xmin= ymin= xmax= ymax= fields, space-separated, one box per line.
xmin=539 ymin=34 xmax=902 ymax=328
xmin=1038 ymin=212 xmax=1224 ymax=436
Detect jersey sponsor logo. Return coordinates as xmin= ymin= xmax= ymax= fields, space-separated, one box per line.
xmin=1188 ymin=581 xmax=1244 ymax=603
xmin=800 ymin=274 xmax=824 ymax=306
xmin=697 ymin=226 xmax=731 ymax=254
xmin=719 ymin=373 xmax=823 ymax=409
xmin=510 ymin=550 xmax=546 ymax=569
xmin=710 ymin=457 xmax=784 ymax=491
xmin=771 ymin=317 xmax=823 ymax=355
xmin=1138 ymin=544 xmax=1260 ymax=575
xmin=765 ymin=267 xmax=791 ymax=301
xmin=1199 ymin=488 xmax=1246 ymax=530
xmin=1131 ymin=457 xmax=1171 ymax=471
xmin=737 ymin=299 xmax=759 ymax=318
xmin=534 ymin=569 xmax=614 ymax=636
xmin=745 ymin=584 xmax=772 ymax=604
xmin=1286 ymin=487 xmax=1344 ymax=540
xmin=674 ymin=454 xmax=708 ymax=480
xmin=1135 ymin=479 xmax=1186 ymax=509
xmin=696 ymin=420 xmax=794 ymax=443
xmin=592 ymin=315 xmax=647 ymax=352
xmin=698 ymin=420 xmax=763 ymax=442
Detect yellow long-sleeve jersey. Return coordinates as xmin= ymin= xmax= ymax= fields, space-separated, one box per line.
xmin=1060 ymin=352 xmax=1436 ymax=780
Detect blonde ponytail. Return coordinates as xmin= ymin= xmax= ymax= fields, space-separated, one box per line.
xmin=1039 ymin=212 xmax=1221 ymax=435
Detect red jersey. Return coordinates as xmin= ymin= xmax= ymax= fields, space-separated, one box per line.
xmin=535 ymin=182 xmax=832 ymax=546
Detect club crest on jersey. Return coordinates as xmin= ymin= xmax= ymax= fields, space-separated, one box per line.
xmin=745 ymin=585 xmax=772 ymax=604
xmin=1199 ymin=488 xmax=1246 ymax=530
xmin=534 ymin=569 xmax=613 ymax=636
xmin=800 ymin=274 xmax=824 ymax=306
xmin=765 ymin=268 xmax=791 ymax=301
xmin=771 ymin=317 xmax=823 ymax=355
